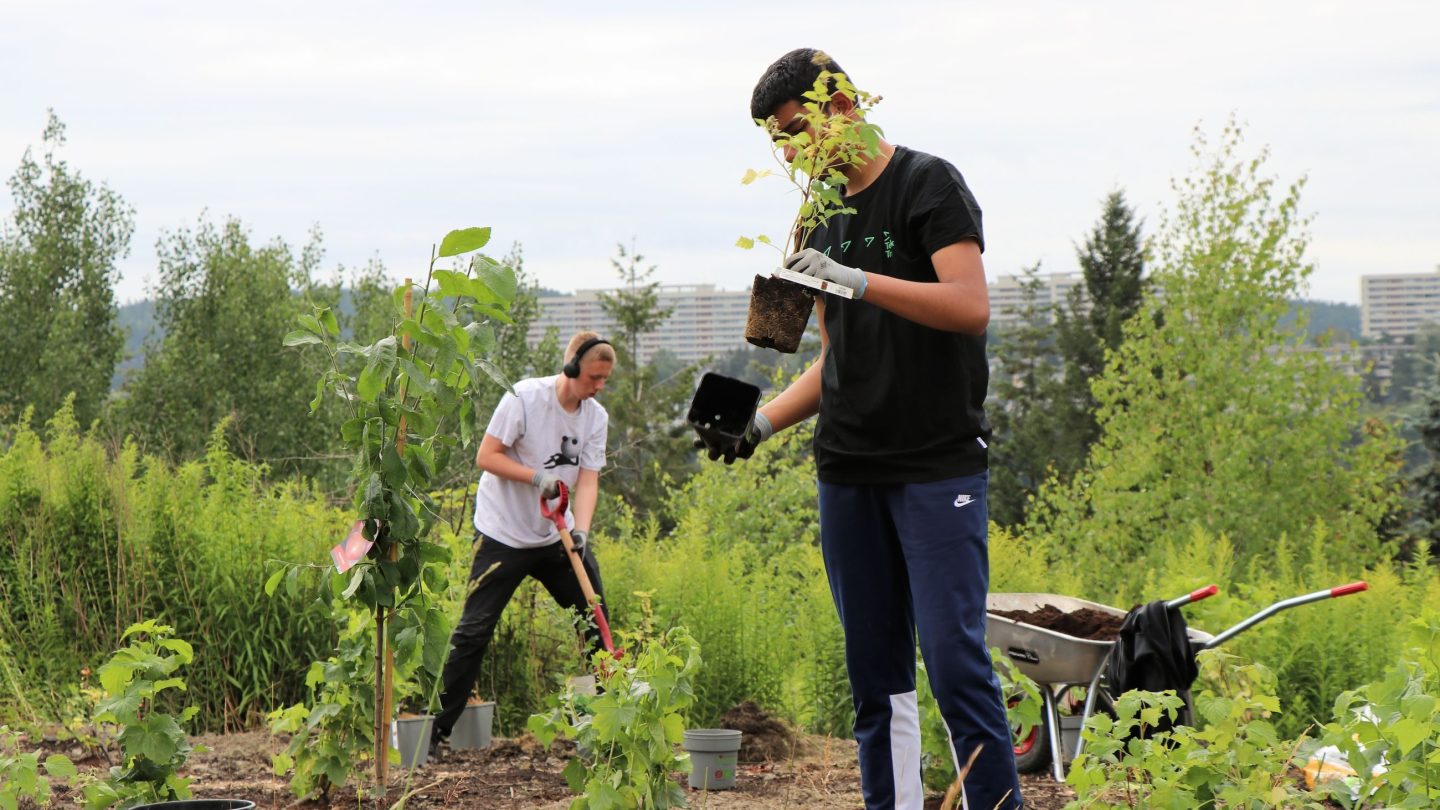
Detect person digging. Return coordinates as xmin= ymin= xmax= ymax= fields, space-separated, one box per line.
xmin=429 ymin=331 xmax=615 ymax=761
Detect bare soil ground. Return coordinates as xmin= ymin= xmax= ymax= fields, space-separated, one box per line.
xmin=37 ymin=728 xmax=1076 ymax=809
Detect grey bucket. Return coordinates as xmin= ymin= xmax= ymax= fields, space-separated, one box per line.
xmin=128 ymin=795 xmax=256 ymax=801
xmin=129 ymin=803 xmax=256 ymax=810
xmin=393 ymin=714 xmax=434 ymax=768
xmin=683 ymin=728 xmax=743 ymax=790
xmin=450 ymin=700 xmax=495 ymax=750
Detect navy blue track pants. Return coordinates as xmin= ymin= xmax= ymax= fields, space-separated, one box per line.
xmin=818 ymin=472 xmax=1022 ymax=810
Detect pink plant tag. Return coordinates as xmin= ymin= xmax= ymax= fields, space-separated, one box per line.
xmin=331 ymin=519 xmax=372 ymax=574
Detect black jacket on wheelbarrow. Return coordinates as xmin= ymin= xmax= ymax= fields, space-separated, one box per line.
xmin=1105 ymin=600 xmax=1199 ymax=732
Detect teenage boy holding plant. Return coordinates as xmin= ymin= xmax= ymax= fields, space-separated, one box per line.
xmin=697 ymin=48 xmax=1022 ymax=809
xmin=430 ymin=330 xmax=615 ymax=759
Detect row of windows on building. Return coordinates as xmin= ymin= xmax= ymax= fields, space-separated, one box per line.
xmin=524 ymin=267 xmax=1440 ymax=363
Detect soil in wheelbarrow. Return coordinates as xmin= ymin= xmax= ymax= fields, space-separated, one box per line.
xmin=990 ymin=605 xmax=1127 ymax=641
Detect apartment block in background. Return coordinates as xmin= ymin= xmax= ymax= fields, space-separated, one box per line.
xmin=529 ymin=285 xmax=752 ymax=365
xmin=1361 ymin=267 xmax=1440 ymax=338
xmin=988 ymin=271 xmax=1086 ymax=330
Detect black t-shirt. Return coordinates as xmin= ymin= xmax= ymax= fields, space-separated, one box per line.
xmin=811 ymin=145 xmax=991 ymax=484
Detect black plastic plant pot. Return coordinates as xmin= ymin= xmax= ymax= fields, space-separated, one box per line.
xmin=745 ymin=274 xmax=814 ymax=354
xmin=688 ymin=373 xmax=762 ymax=455
xmin=128 ymin=795 xmax=256 ymax=801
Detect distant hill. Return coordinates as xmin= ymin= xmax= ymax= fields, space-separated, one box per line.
xmin=1285 ymin=299 xmax=1360 ymax=342
xmin=114 ymin=299 xmax=159 ymax=389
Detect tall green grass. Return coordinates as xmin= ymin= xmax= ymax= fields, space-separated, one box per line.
xmin=0 ymin=402 xmax=337 ymax=731
xmin=7 ymin=398 xmax=1433 ymax=747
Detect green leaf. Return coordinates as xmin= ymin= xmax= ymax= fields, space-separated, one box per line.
xmin=121 ymin=712 xmax=184 ymax=764
xmin=318 ymin=306 xmax=340 ymax=337
xmin=472 ymin=357 xmax=512 ymax=394
xmin=393 ymin=624 xmax=422 ymax=668
xmin=310 ymin=372 xmax=326 ymax=414
xmin=735 ymin=236 xmax=755 ymax=250
xmin=153 ymin=677 xmax=187 ymax=694
xmin=357 ymin=336 xmax=398 ymax=402
xmin=94 ymin=691 xmax=143 ymax=724
xmin=159 ymin=638 xmax=194 ymax=664
xmin=1389 ymin=717 xmax=1429 ymax=755
xmin=98 ymin=661 xmax=141 ymax=695
xmin=297 ymin=313 xmax=325 ymax=335
xmin=283 ymin=330 xmax=324 ymax=347
xmin=83 ymin=781 xmax=122 ymax=809
xmin=263 ymin=567 xmax=286 ymax=597
xmin=44 ymin=754 xmax=78 ymax=781
xmin=381 ymin=444 xmax=408 ymax=488
xmin=473 ymin=259 xmax=517 ymax=304
xmin=438 ymin=227 xmax=492 ymax=258
xmin=422 ymin=607 xmax=451 ymax=677
xmin=418 ymin=541 xmax=452 ymax=564
xmin=341 ymin=566 xmax=367 ymax=599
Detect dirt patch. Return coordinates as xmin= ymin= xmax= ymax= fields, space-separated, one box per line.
xmin=991 ymin=606 xmax=1126 ymax=641
xmin=27 ymin=729 xmax=1077 ymax=809
xmin=719 ymin=700 xmax=802 ymax=763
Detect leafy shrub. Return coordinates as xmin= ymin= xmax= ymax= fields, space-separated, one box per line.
xmin=529 ymin=626 xmax=701 ymax=810
xmin=1315 ymin=612 xmax=1440 ymax=808
xmin=85 ymin=621 xmax=203 ymax=809
xmin=1066 ymin=652 xmax=1322 ymax=809
xmin=0 ymin=725 xmax=77 ymax=809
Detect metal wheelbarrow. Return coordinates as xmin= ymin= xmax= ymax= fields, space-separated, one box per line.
xmin=986 ymin=581 xmax=1369 ymax=782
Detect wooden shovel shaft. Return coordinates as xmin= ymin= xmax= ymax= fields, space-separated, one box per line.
xmin=556 ymin=525 xmax=616 ymax=655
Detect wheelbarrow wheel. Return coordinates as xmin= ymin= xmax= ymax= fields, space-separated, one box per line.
xmin=1010 ymin=695 xmax=1050 ymax=774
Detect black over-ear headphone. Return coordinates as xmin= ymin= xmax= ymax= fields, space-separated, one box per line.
xmin=563 ymin=337 xmax=611 ymax=379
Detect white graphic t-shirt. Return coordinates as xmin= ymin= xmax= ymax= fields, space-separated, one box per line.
xmin=473 ymin=375 xmax=608 ymax=548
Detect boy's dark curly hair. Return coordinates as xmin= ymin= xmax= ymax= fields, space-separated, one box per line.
xmin=749 ymin=48 xmax=847 ymax=122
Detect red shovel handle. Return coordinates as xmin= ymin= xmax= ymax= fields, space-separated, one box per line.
xmin=539 ymin=481 xmax=570 ymax=528
xmin=1330 ymin=581 xmax=1368 ymax=598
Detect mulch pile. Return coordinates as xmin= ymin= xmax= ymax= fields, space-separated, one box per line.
xmin=720 ymin=699 xmax=803 ymax=762
xmin=990 ymin=605 xmax=1127 ymax=641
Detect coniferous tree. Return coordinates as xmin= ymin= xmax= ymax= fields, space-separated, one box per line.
xmin=1405 ymin=360 xmax=1440 ymax=556
xmin=988 ymin=264 xmax=1064 ymax=527
xmin=596 ymin=242 xmax=695 ymax=522
xmin=1050 ymin=191 xmax=1146 ymax=482
xmin=0 ymin=111 xmax=133 ymax=426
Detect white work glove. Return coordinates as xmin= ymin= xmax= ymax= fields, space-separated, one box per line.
xmin=569 ymin=529 xmax=589 ymax=555
xmin=532 ymin=471 xmax=562 ymax=499
xmin=785 ymin=248 xmax=867 ymax=299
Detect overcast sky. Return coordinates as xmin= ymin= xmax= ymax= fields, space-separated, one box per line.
xmin=3 ymin=1 xmax=1437 ymax=305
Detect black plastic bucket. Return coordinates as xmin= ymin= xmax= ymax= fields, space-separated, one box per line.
xmin=687 ymin=373 xmax=762 ymax=454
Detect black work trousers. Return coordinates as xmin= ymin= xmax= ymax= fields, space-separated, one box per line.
xmin=432 ymin=532 xmax=607 ymax=739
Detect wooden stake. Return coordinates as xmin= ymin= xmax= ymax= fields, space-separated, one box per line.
xmin=375 ymin=278 xmax=415 ymax=794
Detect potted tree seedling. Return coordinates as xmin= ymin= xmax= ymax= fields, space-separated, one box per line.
xmin=269 ymin=227 xmax=516 ymax=798
xmin=737 ymin=51 xmax=883 ymax=353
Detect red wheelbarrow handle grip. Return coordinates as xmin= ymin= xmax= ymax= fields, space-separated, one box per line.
xmin=1165 ymin=584 xmax=1219 ymax=610
xmin=1330 ymin=581 xmax=1368 ymax=598
xmin=1189 ymin=584 xmax=1219 ymax=603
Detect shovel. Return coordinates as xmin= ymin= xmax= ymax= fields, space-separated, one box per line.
xmin=539 ymin=482 xmax=618 ymax=658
